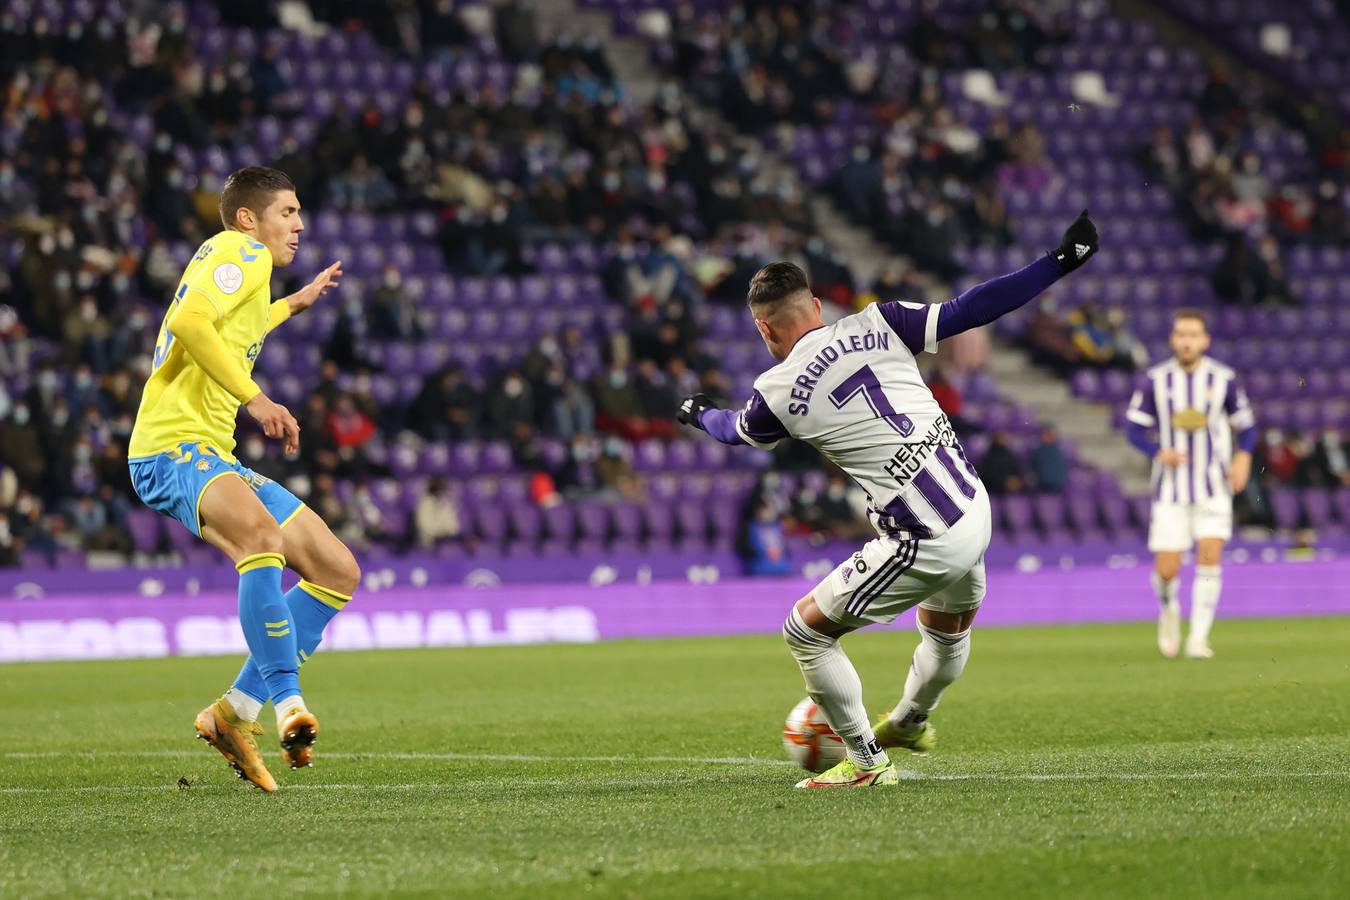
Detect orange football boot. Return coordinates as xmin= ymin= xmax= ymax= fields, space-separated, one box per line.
xmin=194 ymin=698 xmax=278 ymax=793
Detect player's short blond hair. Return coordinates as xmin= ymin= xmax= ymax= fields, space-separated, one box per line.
xmin=219 ymin=166 xmax=295 ymax=230
xmin=1172 ymin=307 xmax=1208 ymax=332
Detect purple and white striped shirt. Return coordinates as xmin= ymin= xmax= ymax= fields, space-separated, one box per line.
xmin=698 ymin=255 xmax=1066 ymax=541
xmin=1126 ymin=357 xmax=1256 ymax=504
xmin=726 ymin=302 xmax=982 ymax=541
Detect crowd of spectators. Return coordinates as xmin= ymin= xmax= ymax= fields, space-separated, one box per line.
xmin=1139 ymin=66 xmax=1349 ymax=307
xmin=1256 ymin=428 xmax=1350 ymax=491
xmin=651 ymin=2 xmax=1064 ymax=278
xmin=0 ymin=1 xmax=886 ymax=564
xmin=1021 ymin=297 xmax=1148 ymax=376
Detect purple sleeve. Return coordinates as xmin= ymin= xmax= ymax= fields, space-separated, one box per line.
xmin=698 ymin=408 xmax=748 ymax=446
xmin=1125 ymin=374 xmax=1157 ymax=426
xmin=1236 ymin=426 xmax=1257 ymax=454
xmin=698 ymin=391 xmax=789 ymax=449
xmin=1223 ymin=376 xmax=1256 ymax=431
xmin=1126 ymin=421 xmax=1159 ymax=457
xmin=876 ymin=300 xmax=937 ymax=355
xmin=934 ymin=255 xmax=1064 ymax=341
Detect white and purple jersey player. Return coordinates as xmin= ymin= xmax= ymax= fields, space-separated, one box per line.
xmin=693 ymin=254 xmax=1067 ymax=626
xmin=1126 ymin=355 xmax=1256 ymax=552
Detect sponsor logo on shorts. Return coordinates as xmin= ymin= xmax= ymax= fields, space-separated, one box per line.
xmin=840 ymin=566 xmax=853 ymax=584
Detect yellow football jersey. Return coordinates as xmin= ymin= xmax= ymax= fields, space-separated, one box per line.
xmin=129 ymin=230 xmax=273 ymax=463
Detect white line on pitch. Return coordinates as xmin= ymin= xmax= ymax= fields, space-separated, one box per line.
xmin=7 ymin=771 xmax=1350 ymax=796
xmin=1 ymin=749 xmax=795 ymax=766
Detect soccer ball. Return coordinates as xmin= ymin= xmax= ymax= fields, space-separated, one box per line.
xmin=782 ymin=697 xmax=846 ymax=773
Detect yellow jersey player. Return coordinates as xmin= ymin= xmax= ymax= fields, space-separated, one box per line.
xmin=128 ymin=167 xmax=358 ymax=792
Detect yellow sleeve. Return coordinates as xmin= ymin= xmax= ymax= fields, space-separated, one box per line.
xmin=181 ymin=235 xmax=273 ymax=317
xmin=168 ymin=293 xmax=262 ymax=404
xmin=267 ymin=300 xmax=291 ymax=333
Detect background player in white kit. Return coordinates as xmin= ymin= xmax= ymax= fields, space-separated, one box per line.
xmin=1126 ymin=309 xmax=1256 ymax=659
xmin=678 ymin=213 xmax=1099 ymax=788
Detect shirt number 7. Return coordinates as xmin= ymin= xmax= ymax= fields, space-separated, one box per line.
xmin=830 ymin=364 xmax=915 ymax=437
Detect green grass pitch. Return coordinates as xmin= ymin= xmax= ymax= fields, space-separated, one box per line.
xmin=3 ymin=617 xmax=1349 ymax=898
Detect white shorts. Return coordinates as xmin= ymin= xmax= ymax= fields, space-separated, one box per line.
xmin=813 ymin=489 xmax=993 ymax=626
xmin=1147 ymin=495 xmax=1233 ymax=553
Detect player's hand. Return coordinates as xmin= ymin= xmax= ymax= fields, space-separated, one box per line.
xmin=1051 ymin=210 xmax=1098 ymax=273
xmin=1229 ymin=451 xmax=1252 ymax=494
xmin=1157 ymin=448 xmax=1188 ymax=468
xmin=246 ymin=393 xmax=301 ymax=455
xmin=677 ymin=394 xmax=713 ymax=431
xmin=286 ymin=260 xmax=343 ymax=316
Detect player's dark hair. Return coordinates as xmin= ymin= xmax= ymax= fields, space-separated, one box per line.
xmin=1173 ymin=307 xmax=1208 ymax=332
xmin=746 ymin=261 xmax=811 ymax=313
xmin=219 ymin=166 xmax=296 ymax=229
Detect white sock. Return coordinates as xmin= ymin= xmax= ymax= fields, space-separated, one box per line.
xmin=275 ymin=694 xmax=307 ymax=728
xmin=783 ymin=608 xmax=887 ymax=769
xmin=890 ymin=622 xmax=971 ymax=734
xmin=1151 ymin=572 xmax=1179 ymax=612
xmin=224 ymin=687 xmax=263 ymax=723
xmin=1189 ymin=565 xmax=1222 ymax=646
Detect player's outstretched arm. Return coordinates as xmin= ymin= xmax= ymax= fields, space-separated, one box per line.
xmin=678 ymin=391 xmax=787 ymax=449
xmin=880 ymin=211 xmax=1100 ymax=354
xmin=936 ymin=210 xmax=1098 ymax=340
xmin=269 ymin=260 xmax=343 ymax=332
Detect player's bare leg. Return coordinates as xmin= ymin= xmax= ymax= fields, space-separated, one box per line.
xmin=785 ymin=595 xmax=897 ymax=788
xmin=197 ymin=475 xmax=306 ymax=787
xmin=267 ymin=507 xmax=360 ymax=768
xmin=874 ymin=606 xmax=977 ymax=753
xmin=1153 ymin=551 xmax=1183 ymax=658
xmin=1186 ymin=539 xmax=1224 ymax=658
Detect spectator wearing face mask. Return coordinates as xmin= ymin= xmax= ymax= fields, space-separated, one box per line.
xmin=592 ymin=362 xmax=647 ymax=441
xmin=1309 ymin=429 xmax=1350 ymax=488
xmin=1257 ymin=428 xmax=1298 ymax=483
xmin=488 ymin=370 xmax=536 ymax=439
xmin=595 ymin=437 xmax=644 ymax=502
xmin=368 ymin=264 xmax=422 ymax=340
xmin=412 ymin=365 xmax=481 ymax=441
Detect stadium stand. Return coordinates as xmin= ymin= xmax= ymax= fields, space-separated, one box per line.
xmin=2 ymin=0 xmax=1347 ymax=577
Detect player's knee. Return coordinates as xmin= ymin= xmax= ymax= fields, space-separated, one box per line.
xmin=783 ymin=606 xmax=833 ymax=657
xmin=1155 ymin=557 xmax=1181 ymax=581
xmin=240 ymin=520 xmax=284 ymax=559
xmin=328 ymin=544 xmax=361 ymax=596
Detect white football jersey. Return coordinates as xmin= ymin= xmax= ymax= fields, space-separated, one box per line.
xmin=735 ymin=302 xmax=982 ymax=540
xmin=1126 ymin=356 xmax=1254 ymax=504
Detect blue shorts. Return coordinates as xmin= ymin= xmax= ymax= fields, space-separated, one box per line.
xmin=129 ymin=441 xmax=304 ymax=538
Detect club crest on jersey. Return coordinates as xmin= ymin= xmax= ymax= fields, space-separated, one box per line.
xmin=1171 ymin=407 xmax=1207 ymax=431
xmin=196 ymin=458 xmax=212 ymax=472
xmin=213 ymin=262 xmax=244 ymax=294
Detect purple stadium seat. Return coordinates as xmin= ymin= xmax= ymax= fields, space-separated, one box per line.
xmin=126 ymin=509 xmax=163 ymax=555
xmin=575 ymin=504 xmax=609 ymax=541
xmin=1301 ymin=489 xmax=1335 ymax=531
xmin=474 ymin=506 xmax=509 ymax=543
xmin=642 ymin=505 xmax=676 ymax=540
xmin=508 ymin=506 xmax=543 ymax=542
xmin=999 ymin=496 xmax=1034 ymax=537
xmin=542 ymin=505 xmax=575 ymax=541
xmin=1270 ymin=491 xmax=1301 ymax=531
xmin=611 ymin=503 xmax=643 ymax=539
xmin=1032 ymin=494 xmax=1069 ymax=532
xmin=675 ymin=505 xmax=706 ymax=541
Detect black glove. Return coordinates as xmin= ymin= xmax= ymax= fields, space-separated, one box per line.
xmin=1051 ymin=209 xmax=1099 ymax=274
xmin=677 ymin=394 xmax=713 ymax=430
